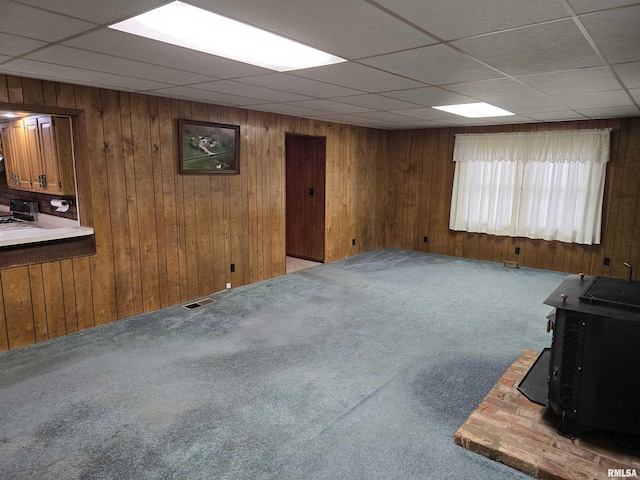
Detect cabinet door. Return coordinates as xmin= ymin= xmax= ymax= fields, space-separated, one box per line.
xmin=10 ymin=120 xmax=35 ymax=191
xmin=37 ymin=116 xmax=62 ymax=193
xmin=37 ymin=116 xmax=75 ymax=195
xmin=0 ymin=123 xmax=18 ymax=187
xmin=22 ymin=118 xmax=41 ymax=191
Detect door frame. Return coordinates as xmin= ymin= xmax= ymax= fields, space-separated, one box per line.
xmin=285 ymin=133 xmax=326 ymax=263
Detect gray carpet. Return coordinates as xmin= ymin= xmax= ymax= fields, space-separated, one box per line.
xmin=0 ymin=248 xmax=567 ymax=479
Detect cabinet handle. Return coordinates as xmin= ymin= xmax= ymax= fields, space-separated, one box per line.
xmin=11 ymin=172 xmax=19 ymax=186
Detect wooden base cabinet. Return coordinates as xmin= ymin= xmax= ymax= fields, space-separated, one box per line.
xmin=0 ymin=116 xmax=76 ymax=195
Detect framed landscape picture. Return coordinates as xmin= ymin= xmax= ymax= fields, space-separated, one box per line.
xmin=178 ymin=119 xmax=240 ymax=174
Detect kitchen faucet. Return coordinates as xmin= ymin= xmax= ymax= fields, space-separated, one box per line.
xmin=624 ymin=262 xmax=633 ymax=283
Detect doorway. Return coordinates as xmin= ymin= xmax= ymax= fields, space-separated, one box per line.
xmin=285 ymin=133 xmax=326 ymax=263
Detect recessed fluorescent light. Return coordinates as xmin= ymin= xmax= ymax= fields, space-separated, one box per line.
xmin=1 ymin=113 xmax=19 ymax=118
xmin=433 ymin=102 xmax=514 ymax=118
xmin=109 ymin=1 xmax=346 ymax=72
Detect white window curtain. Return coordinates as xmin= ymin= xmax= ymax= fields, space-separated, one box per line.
xmin=449 ymin=129 xmax=610 ymax=245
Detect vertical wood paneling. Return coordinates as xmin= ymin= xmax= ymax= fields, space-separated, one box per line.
xmin=27 ymin=264 xmax=48 ymax=342
xmin=611 ymin=118 xmax=640 ymax=279
xmin=21 ymin=77 xmax=44 ymax=106
xmin=102 ymin=89 xmax=134 ymax=319
xmin=2 ymin=267 xmax=35 ymax=349
xmin=7 ymin=76 xmax=23 ymax=103
xmin=60 ymin=259 xmax=77 ymax=333
xmin=387 ymin=118 xmax=640 ymax=278
xmin=42 ymin=262 xmax=66 ymax=339
xmin=75 ymin=85 xmax=117 ymax=326
xmin=269 ymin=112 xmax=285 ymax=277
xmin=72 ymin=257 xmax=94 ymax=331
xmin=0 ymin=74 xmax=9 ymax=103
xmin=149 ymin=97 xmax=169 ymax=308
xmin=2 ymin=75 xmax=637 ymax=354
xmin=120 ymin=92 xmax=145 ymax=314
xmin=0 ymin=280 xmax=8 ymax=351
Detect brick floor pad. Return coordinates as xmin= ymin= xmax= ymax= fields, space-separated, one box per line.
xmin=454 ymin=349 xmax=640 ymax=480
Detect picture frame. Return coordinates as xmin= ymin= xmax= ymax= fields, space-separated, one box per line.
xmin=178 ymin=119 xmax=240 ymax=175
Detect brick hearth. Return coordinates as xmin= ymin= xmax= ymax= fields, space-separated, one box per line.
xmin=455 ymin=349 xmax=640 ymax=480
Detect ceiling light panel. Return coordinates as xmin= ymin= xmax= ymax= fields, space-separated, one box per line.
xmin=432 ymin=102 xmax=514 ymax=118
xmin=109 ymin=1 xmax=346 ymax=72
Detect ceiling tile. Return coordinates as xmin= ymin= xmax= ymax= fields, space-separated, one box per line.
xmin=0 ymin=1 xmax=638 ymax=129
xmin=309 ymin=113 xmax=381 ymax=124
xmin=14 ymin=0 xmax=167 ymax=25
xmin=393 ymin=118 xmax=446 ymax=128
xmin=237 ymin=74 xmax=362 ymax=98
xmin=352 ymin=105 xmax=535 ymax=125
xmin=350 ymin=111 xmax=427 ymax=123
xmin=453 ymin=19 xmax=603 ymax=76
xmin=553 ymin=90 xmax=633 ymax=109
xmin=147 ymin=86 xmax=260 ymax=106
xmin=517 ymin=66 xmax=622 ymax=96
xmin=351 ymin=120 xmax=406 ymax=129
xmin=524 ymin=111 xmax=588 ymax=121
xmin=245 ymin=103 xmax=329 ymax=117
xmin=576 ymin=105 xmax=640 ymax=118
xmin=0 ymin=32 xmax=46 ymax=57
xmin=381 ymin=87 xmax=475 ymax=106
xmin=187 ymin=0 xmax=436 ymax=59
xmin=26 ymin=45 xmax=217 ymax=85
xmin=613 ymin=62 xmax=640 ymax=89
xmin=567 ymin=0 xmax=640 ymax=14
xmin=1 ymin=59 xmax=171 ymax=91
xmin=63 ymin=29 xmax=271 ymax=79
xmin=374 ymin=0 xmax=568 ymax=41
xmin=361 ymin=44 xmax=504 ymax=85
xmin=492 ymin=96 xmax=567 ymax=114
xmin=293 ymin=63 xmax=425 ymax=93
xmin=391 ymin=107 xmax=467 ymax=122
xmin=285 ymin=99 xmax=374 ymax=114
xmin=0 ymin=0 xmax=96 ymax=42
xmin=328 ymin=94 xmax=421 ymax=111
xmin=580 ymin=5 xmax=640 ymax=64
xmin=443 ymin=78 xmax=545 ymax=101
xmin=189 ymin=80 xmax=311 ymax=103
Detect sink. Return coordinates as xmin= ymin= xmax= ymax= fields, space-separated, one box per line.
xmin=579 ymin=276 xmax=640 ymax=311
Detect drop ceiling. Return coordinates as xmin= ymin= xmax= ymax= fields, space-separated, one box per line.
xmin=1 ymin=0 xmax=639 ymax=129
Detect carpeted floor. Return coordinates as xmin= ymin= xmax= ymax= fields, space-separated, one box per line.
xmin=0 ymin=248 xmax=568 ymax=480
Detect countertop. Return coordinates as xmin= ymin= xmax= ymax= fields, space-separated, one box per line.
xmin=0 ymin=205 xmax=94 ymax=248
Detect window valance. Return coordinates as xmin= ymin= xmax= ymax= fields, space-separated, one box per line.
xmin=453 ymin=129 xmax=611 ymax=164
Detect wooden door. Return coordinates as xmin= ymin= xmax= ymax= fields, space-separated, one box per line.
xmin=286 ymin=134 xmax=326 ymax=262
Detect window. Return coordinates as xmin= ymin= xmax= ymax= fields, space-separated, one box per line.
xmin=449 ymin=129 xmax=610 ymax=245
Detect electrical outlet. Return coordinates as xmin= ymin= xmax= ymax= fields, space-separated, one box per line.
xmin=515 ymin=247 xmax=520 ymax=255
xmin=603 ymin=257 xmax=611 ymax=266
xmin=423 ymin=236 xmax=428 ymax=243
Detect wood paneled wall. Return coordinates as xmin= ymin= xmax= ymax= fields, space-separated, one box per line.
xmin=2 ymin=72 xmax=637 ymax=353
xmin=385 ymin=118 xmax=640 ymax=281
xmin=0 ymin=75 xmax=386 ymax=352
